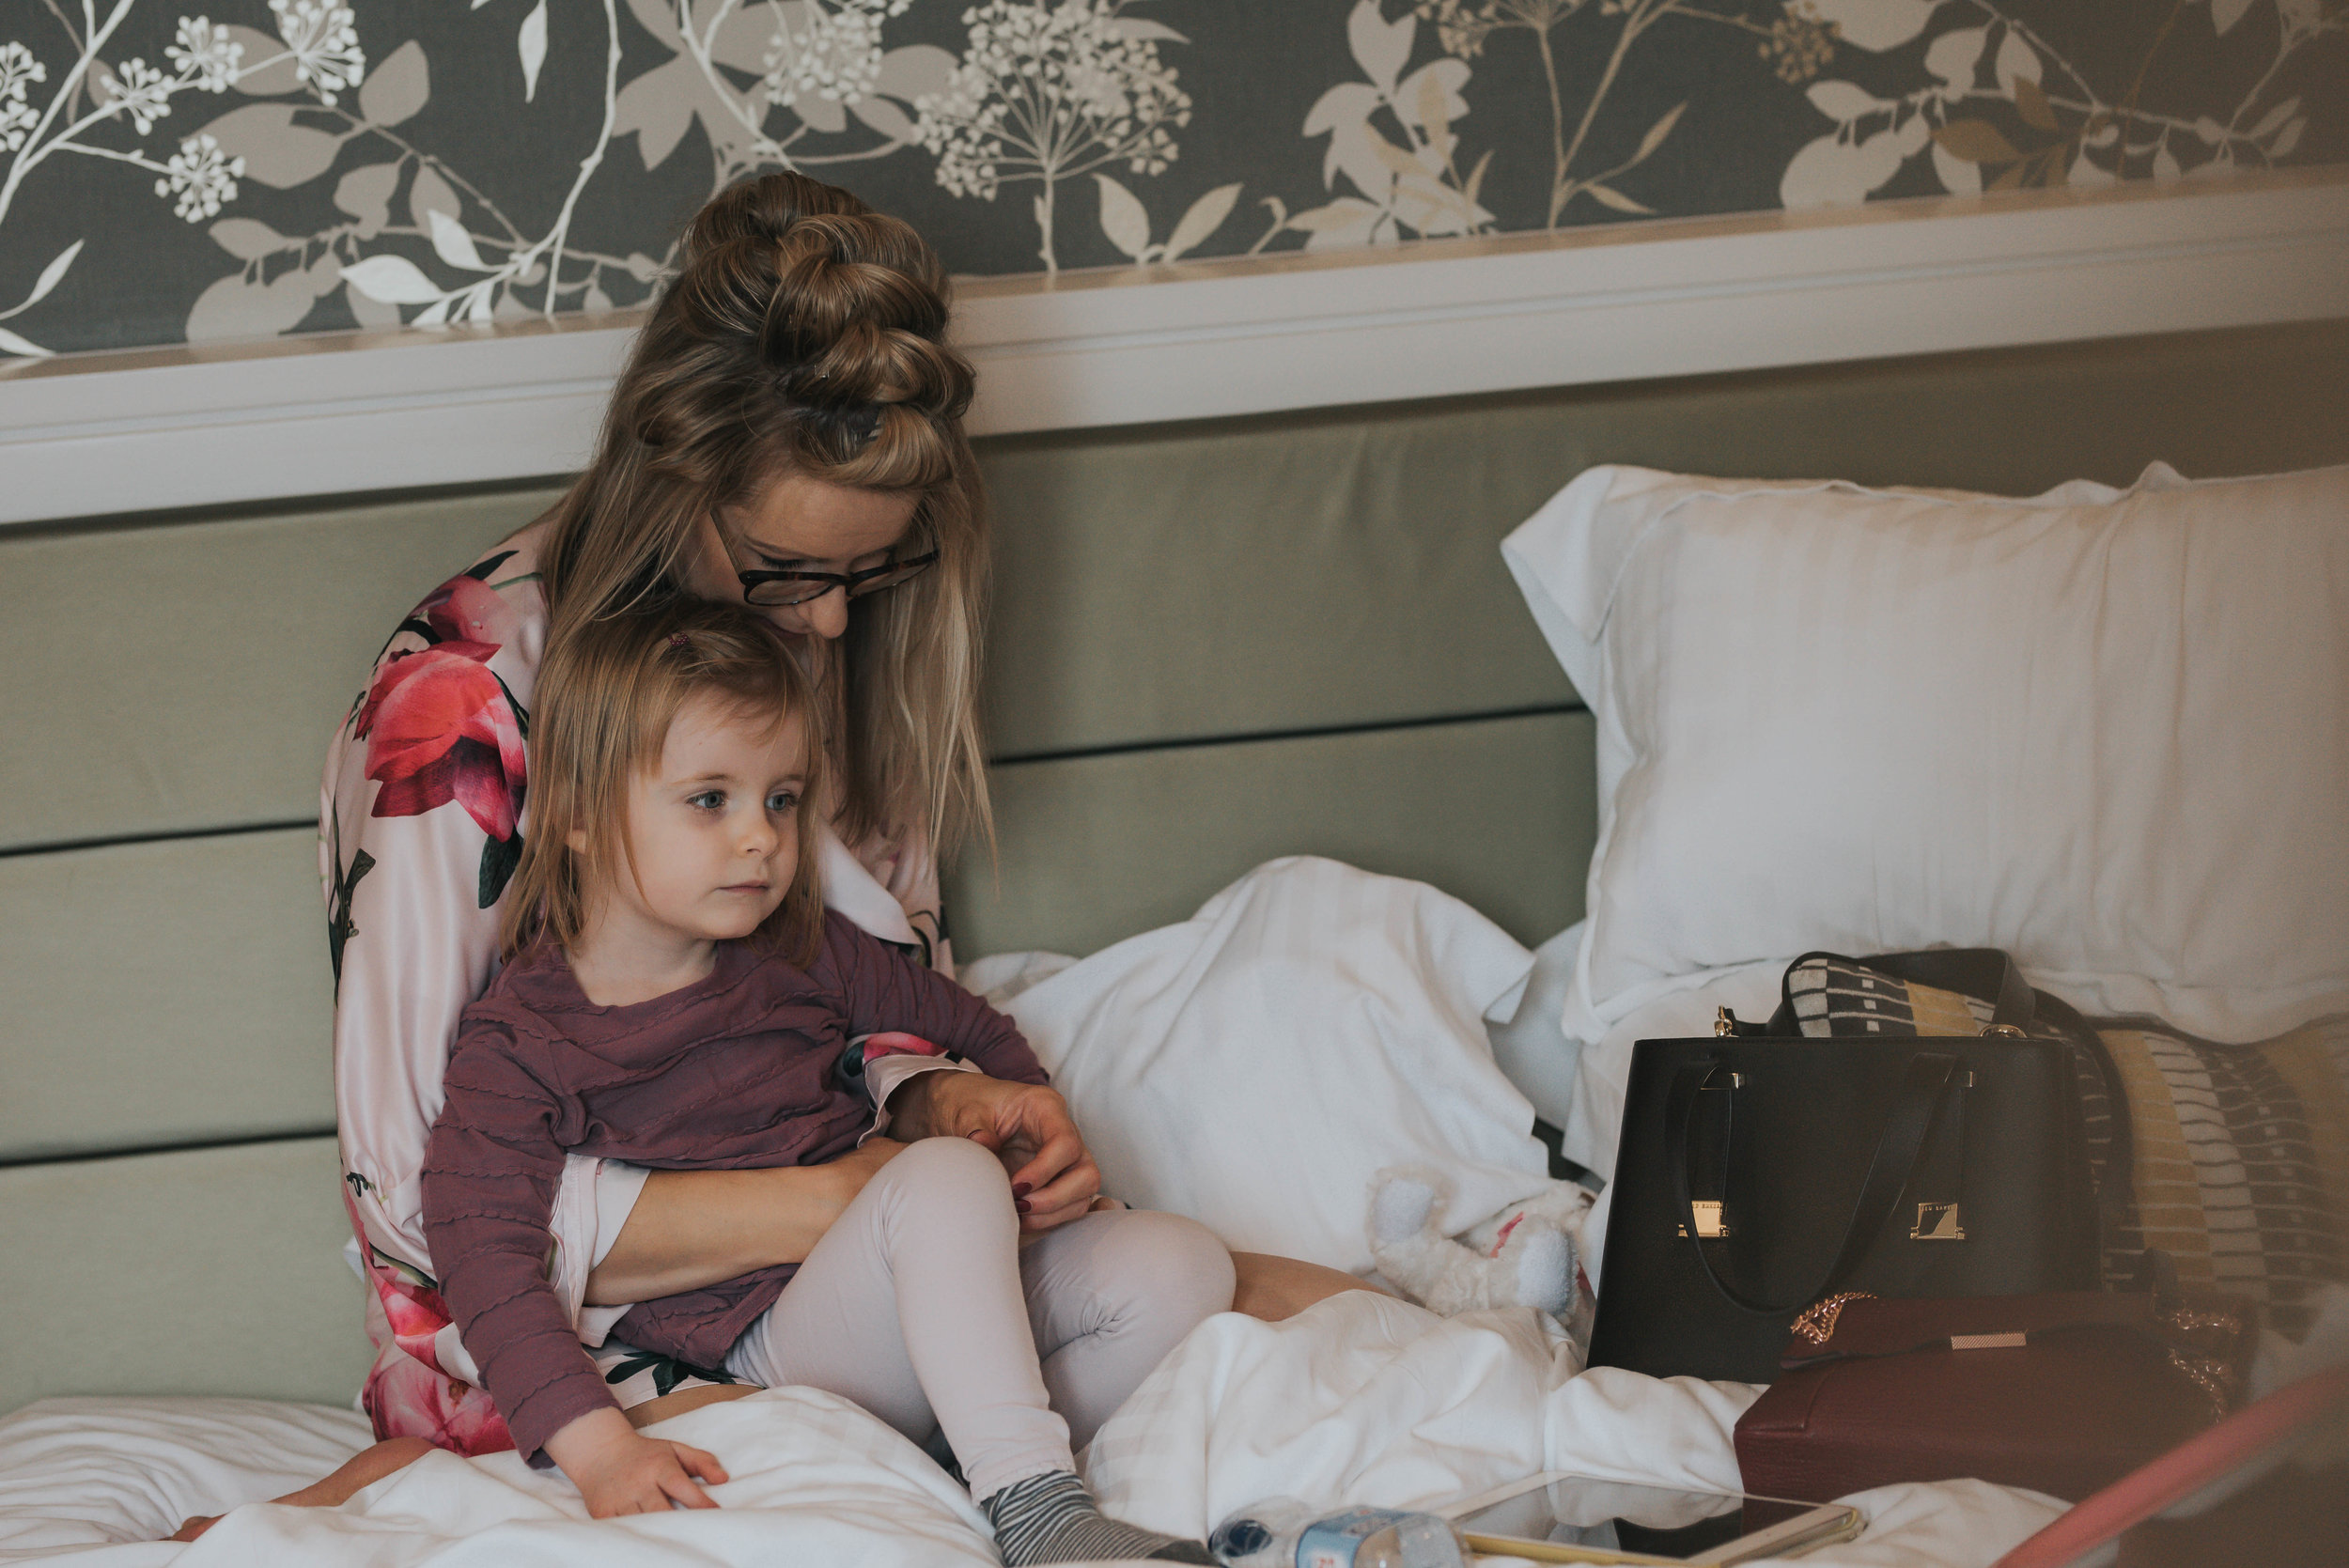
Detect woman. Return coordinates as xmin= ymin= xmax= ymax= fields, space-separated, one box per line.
xmin=325 ymin=171 xmax=1359 ymax=1458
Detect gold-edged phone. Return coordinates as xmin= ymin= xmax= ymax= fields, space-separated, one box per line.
xmin=1437 ymin=1470 xmax=1862 ymax=1566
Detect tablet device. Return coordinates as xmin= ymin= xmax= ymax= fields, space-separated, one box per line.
xmin=1438 ymin=1471 xmax=1862 ymax=1565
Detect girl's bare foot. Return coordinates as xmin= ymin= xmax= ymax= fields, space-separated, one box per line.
xmin=168 ymin=1435 xmax=436 ymax=1541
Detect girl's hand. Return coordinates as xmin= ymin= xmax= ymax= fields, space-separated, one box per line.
xmin=545 ymin=1405 xmax=728 ymax=1517
xmin=896 ymin=1074 xmax=1101 ymax=1231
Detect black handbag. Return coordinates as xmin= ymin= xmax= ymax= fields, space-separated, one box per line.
xmin=1587 ymin=949 xmax=2106 ymax=1384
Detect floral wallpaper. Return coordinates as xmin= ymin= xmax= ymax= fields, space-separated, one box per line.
xmin=0 ymin=0 xmax=2340 ymax=359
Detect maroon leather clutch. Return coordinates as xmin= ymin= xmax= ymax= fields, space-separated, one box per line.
xmin=1734 ymin=1290 xmax=2252 ymax=1506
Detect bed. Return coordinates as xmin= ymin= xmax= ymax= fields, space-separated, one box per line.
xmin=6 ymin=323 xmax=2348 ymax=1563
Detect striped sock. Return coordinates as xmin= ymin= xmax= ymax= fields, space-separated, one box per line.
xmin=981 ymin=1470 xmax=1215 ymax=1566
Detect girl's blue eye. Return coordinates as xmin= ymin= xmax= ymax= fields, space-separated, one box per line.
xmin=768 ymin=790 xmax=799 ymax=813
xmin=688 ymin=790 xmax=725 ymax=811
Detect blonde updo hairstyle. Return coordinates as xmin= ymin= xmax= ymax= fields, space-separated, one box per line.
xmin=539 ymin=172 xmax=987 ymax=859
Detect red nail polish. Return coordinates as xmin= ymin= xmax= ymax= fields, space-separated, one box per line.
xmin=1012 ymin=1182 xmax=1033 ymax=1198
xmin=1016 ymin=1199 xmax=1033 ymax=1213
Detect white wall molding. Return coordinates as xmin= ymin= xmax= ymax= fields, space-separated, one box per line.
xmin=3 ymin=169 xmax=2344 ymax=527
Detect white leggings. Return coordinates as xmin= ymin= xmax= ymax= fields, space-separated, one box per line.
xmin=722 ymin=1136 xmax=1236 ymax=1500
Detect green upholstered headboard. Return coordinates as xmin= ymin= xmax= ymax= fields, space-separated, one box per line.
xmin=5 ymin=318 xmax=2346 ymax=1415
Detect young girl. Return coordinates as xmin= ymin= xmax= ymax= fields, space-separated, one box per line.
xmin=413 ymin=597 xmax=1229 ymax=1563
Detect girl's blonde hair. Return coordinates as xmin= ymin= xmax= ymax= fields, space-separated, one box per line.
xmin=538 ymin=171 xmax=988 ymax=862
xmin=503 ymin=598 xmax=830 ymax=966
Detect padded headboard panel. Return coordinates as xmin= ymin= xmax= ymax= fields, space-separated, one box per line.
xmin=7 ymin=318 xmax=2348 ymax=1416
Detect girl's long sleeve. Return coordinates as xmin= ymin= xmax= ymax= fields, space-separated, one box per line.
xmin=420 ymin=1021 xmax=618 ymax=1464
xmin=820 ymin=913 xmax=1045 ymax=1085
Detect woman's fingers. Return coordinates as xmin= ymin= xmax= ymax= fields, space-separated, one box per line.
xmin=932 ymin=1078 xmax=1102 ymax=1223
xmin=1024 ymin=1200 xmax=1096 ymax=1233
xmin=1020 ymin=1154 xmax=1103 ymax=1229
xmin=1005 ymin=1121 xmax=1086 ymax=1195
xmin=998 ymin=1089 xmax=1083 ymax=1185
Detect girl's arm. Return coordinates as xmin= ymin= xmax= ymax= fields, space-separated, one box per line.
xmin=589 ymin=924 xmax=1077 ymax=1307
xmin=420 ymin=1023 xmax=615 ymax=1463
xmin=823 ymin=917 xmax=1102 ymax=1227
xmin=823 ymin=912 xmax=1043 ymax=1082
xmin=424 ymin=1023 xmax=728 ymax=1514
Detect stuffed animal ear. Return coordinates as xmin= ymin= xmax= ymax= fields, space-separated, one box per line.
xmin=1368 ymin=1166 xmax=1448 ymax=1245
xmin=1508 ymin=1226 xmax=1577 ymax=1319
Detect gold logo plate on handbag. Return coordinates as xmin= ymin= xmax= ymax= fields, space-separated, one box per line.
xmin=1911 ymin=1202 xmax=1967 ymax=1241
xmin=1678 ymin=1201 xmax=1732 ymax=1239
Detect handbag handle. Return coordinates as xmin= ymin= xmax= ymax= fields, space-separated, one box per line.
xmin=1768 ymin=948 xmax=2034 ymax=1034
xmin=1666 ymin=1050 xmax=1964 ymax=1317
xmin=1767 ymin=950 xmax=2135 ymax=1250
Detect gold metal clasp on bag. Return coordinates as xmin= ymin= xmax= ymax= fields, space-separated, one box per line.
xmin=1911 ymin=1202 xmax=1968 ymax=1241
xmin=1678 ymin=1201 xmax=1732 ymax=1239
xmin=1715 ymin=1006 xmax=1738 ymax=1037
xmin=1793 ymin=1292 xmax=1878 ymax=1344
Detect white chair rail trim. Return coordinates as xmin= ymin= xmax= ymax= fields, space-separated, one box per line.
xmin=2 ymin=169 xmax=2343 ymax=528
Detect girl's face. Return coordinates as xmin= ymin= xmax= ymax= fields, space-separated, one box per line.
xmin=682 ymin=471 xmax=921 ymax=644
xmin=578 ymin=693 xmax=809 ymax=949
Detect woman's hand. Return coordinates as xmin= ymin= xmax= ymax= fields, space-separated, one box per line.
xmin=892 ymin=1072 xmax=1101 ymax=1231
xmin=545 ymin=1406 xmax=729 ymax=1518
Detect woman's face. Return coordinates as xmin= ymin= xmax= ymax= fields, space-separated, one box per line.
xmin=683 ymin=470 xmax=922 ymax=643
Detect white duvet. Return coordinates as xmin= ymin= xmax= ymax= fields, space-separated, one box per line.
xmin=1 ymin=1294 xmax=2061 ymax=1568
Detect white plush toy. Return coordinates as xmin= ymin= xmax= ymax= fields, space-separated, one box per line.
xmin=1368 ymin=1166 xmax=1595 ymax=1327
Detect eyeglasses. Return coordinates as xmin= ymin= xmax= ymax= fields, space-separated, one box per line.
xmin=726 ymin=530 xmax=941 ymax=608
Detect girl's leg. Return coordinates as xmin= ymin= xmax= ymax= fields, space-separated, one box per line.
xmin=1018 ymin=1209 xmax=1235 ymax=1451
xmin=727 ymin=1135 xmax=1069 ymax=1495
xmin=727 ymin=1136 xmax=1208 ymax=1563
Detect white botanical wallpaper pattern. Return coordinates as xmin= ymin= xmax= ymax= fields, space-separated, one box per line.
xmin=0 ymin=0 xmax=2340 ymax=357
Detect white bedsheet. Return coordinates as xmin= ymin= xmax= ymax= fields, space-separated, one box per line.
xmin=1 ymin=1294 xmax=2061 ymax=1567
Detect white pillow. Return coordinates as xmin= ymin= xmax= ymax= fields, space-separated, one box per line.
xmin=993 ymin=857 xmax=1550 ymax=1274
xmin=1502 ymin=462 xmax=2349 ymax=1044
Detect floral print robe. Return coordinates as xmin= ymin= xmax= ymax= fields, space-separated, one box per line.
xmin=321 ymin=520 xmax=952 ymax=1452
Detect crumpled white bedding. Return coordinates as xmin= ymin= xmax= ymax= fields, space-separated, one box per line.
xmin=1 ymin=1293 xmax=2061 ymax=1568
xmin=969 ymin=857 xmax=1555 ymax=1277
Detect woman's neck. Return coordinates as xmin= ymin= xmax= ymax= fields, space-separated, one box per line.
xmin=564 ymin=906 xmax=721 ymax=1008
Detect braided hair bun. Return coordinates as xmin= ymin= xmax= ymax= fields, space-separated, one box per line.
xmin=622 ymin=172 xmax=973 ymax=493
xmin=543 ymin=172 xmax=990 ymax=862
